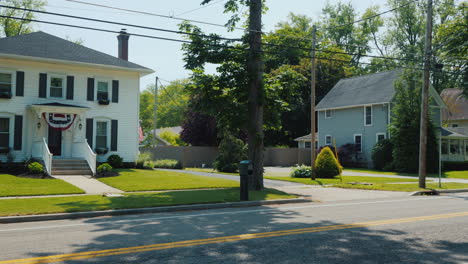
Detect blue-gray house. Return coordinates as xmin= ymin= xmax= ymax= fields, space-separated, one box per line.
xmin=296 ymin=70 xmax=447 ymax=167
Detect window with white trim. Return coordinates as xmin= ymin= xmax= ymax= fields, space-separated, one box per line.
xmin=376 ymin=133 xmax=386 ymax=142
xmin=49 ymin=76 xmax=64 ymax=98
xmin=364 ymin=106 xmax=372 ymax=126
xmin=95 ymin=121 xmax=109 ymax=150
xmin=325 ymin=110 xmax=332 ymax=118
xmin=452 ymin=124 xmax=459 ymax=128
xmin=0 ymin=72 xmax=12 ymax=97
xmin=325 ymin=135 xmax=332 ymax=145
xmin=0 ymin=117 xmax=10 ymax=149
xmin=450 ymin=139 xmax=461 ymax=154
xmin=354 ymin=135 xmax=362 ymax=152
xmin=97 ymin=80 xmax=109 ymax=101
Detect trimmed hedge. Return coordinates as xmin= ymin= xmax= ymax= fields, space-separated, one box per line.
xmin=315 ymin=147 xmax=342 ymax=178
xmin=153 ymin=159 xmax=183 ymax=169
xmin=443 ymin=161 xmax=468 ymax=171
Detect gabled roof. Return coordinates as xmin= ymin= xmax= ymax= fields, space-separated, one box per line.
xmin=441 ymin=88 xmax=468 ymax=121
xmin=441 ymin=127 xmax=468 ymax=138
xmin=0 ymin=31 xmax=153 ymax=74
xmin=316 ymin=70 xmax=401 ymax=110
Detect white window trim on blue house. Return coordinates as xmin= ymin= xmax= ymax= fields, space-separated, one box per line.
xmin=376 ymin=133 xmax=386 ymax=143
xmin=364 ymin=105 xmax=372 ymax=126
xmin=325 ymin=135 xmax=332 ymax=145
xmin=325 ymin=109 xmax=332 ymax=119
xmin=354 ymin=134 xmax=362 ymax=152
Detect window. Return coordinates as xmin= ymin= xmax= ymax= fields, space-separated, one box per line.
xmin=49 ymin=76 xmax=64 ymax=98
xmin=325 ymin=135 xmax=332 ymax=145
xmin=305 ymin=142 xmax=311 ymax=148
xmin=325 ymin=110 xmax=332 ymax=118
xmin=465 ymin=140 xmax=468 ymax=156
xmin=376 ymin=133 xmax=386 ymax=142
xmin=450 ymin=139 xmax=460 ymax=154
xmin=0 ymin=117 xmax=9 ymax=149
xmin=95 ymin=121 xmax=108 ymax=149
xmin=364 ymin=106 xmax=372 ymax=126
xmin=354 ymin=135 xmax=362 ymax=152
xmin=0 ymin=72 xmax=12 ymax=96
xmin=441 ymin=139 xmax=448 ymax=155
xmin=97 ymin=81 xmax=109 ymax=101
xmin=452 ymin=124 xmax=459 ymax=128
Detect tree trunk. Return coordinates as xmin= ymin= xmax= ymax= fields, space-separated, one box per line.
xmin=247 ymin=0 xmax=264 ymax=190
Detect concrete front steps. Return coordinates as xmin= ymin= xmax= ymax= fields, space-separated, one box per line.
xmin=51 ymin=159 xmax=93 ymax=176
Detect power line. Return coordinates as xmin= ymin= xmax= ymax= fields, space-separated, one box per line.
xmin=176 ymin=0 xmax=225 ymax=16
xmin=0 ymin=4 xmax=242 ymax=42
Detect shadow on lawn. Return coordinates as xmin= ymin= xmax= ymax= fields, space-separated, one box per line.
xmin=24 ymin=198 xmax=468 ymax=264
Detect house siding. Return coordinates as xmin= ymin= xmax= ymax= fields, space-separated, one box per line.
xmin=318 ymin=104 xmax=390 ymax=167
xmin=0 ymin=57 xmax=141 ymax=163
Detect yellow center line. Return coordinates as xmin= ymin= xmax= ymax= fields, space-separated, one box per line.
xmin=2 ymin=211 xmax=468 ymax=264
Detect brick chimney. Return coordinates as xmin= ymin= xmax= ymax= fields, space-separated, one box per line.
xmin=117 ymin=29 xmax=129 ymax=61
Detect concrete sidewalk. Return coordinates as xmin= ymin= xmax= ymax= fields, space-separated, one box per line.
xmin=52 ymin=175 xmax=124 ymax=194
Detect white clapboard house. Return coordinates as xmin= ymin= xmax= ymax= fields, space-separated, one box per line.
xmin=0 ymin=30 xmax=153 ymax=175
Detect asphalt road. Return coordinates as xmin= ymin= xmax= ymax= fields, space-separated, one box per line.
xmin=1 ymin=193 xmax=468 ymax=264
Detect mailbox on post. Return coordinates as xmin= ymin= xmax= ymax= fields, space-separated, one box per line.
xmin=239 ymin=160 xmax=252 ymax=201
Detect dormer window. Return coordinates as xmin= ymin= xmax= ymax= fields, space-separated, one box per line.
xmin=49 ymin=76 xmax=64 ymax=98
xmin=0 ymin=72 xmax=12 ymax=98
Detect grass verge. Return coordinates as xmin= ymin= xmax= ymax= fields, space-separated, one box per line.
xmin=331 ymin=182 xmax=468 ymax=192
xmin=98 ymin=169 xmax=239 ymax=192
xmin=0 ymin=188 xmax=296 ymax=216
xmin=344 ymin=168 xmax=468 ymax=179
xmin=0 ymin=174 xmax=85 ymax=197
xmin=185 ymin=168 xmax=239 ymax=176
xmin=265 ymin=176 xmax=419 ymax=185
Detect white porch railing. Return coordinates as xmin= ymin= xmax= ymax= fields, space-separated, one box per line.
xmin=73 ymin=140 xmax=97 ymax=175
xmin=42 ymin=138 xmax=53 ymax=175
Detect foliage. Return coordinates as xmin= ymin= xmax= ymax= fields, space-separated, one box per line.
xmin=97 ymin=163 xmax=113 ymax=173
xmin=139 ymin=79 xmax=189 ymax=132
xmin=159 ymin=130 xmax=186 ymax=146
xmin=443 ymin=161 xmax=468 ymax=171
xmin=371 ymin=139 xmax=394 ymax=171
xmin=180 ymin=109 xmax=218 ymax=146
xmin=27 ymin=162 xmax=44 ymax=174
xmin=0 ymin=0 xmax=46 ymax=37
xmin=388 ymin=70 xmax=439 ymax=173
xmin=338 ymin=143 xmax=362 ymax=166
xmin=213 ymin=133 xmax=247 ymax=173
xmin=143 ymin=160 xmax=155 ymax=169
xmin=314 ymin=147 xmax=342 ymax=178
xmin=136 ymin=153 xmax=152 ymax=169
xmin=290 ymin=164 xmax=311 ymax=178
xmin=106 ymin=154 xmax=123 ymax=168
xmin=153 ymin=159 xmax=183 ymax=170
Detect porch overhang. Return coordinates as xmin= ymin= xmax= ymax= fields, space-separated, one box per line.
xmin=29 ymin=102 xmax=89 ymax=118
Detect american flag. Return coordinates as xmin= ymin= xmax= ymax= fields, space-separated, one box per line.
xmin=138 ymin=121 xmax=144 ymax=143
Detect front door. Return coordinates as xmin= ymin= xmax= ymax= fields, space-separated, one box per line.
xmin=48 ymin=128 xmax=62 ymax=156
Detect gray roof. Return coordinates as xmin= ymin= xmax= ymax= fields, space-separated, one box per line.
xmin=0 ymin=31 xmax=152 ymax=72
xmin=441 ymin=127 xmax=468 ymax=138
xmin=316 ymin=70 xmax=401 ymax=110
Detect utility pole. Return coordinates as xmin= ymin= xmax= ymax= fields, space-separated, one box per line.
xmin=310 ymin=25 xmax=317 ymax=180
xmin=418 ymin=0 xmax=433 ymax=188
xmin=247 ymin=0 xmax=264 ymax=190
xmin=153 ymin=76 xmax=158 ymax=147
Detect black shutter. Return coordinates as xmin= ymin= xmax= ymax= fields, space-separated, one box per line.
xmin=112 ymin=80 xmax=119 ymax=103
xmin=66 ymin=76 xmax=74 ymax=100
xmin=14 ymin=115 xmax=23 ymax=150
xmin=111 ymin=120 xmax=118 ymax=151
xmin=16 ymin=71 xmax=24 ymax=97
xmin=86 ymin=118 xmax=93 ymax=148
xmin=39 ymin=73 xmax=47 ymax=98
xmin=87 ymin=78 xmax=94 ymax=101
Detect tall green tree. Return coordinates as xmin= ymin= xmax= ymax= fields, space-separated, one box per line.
xmin=0 ymin=0 xmax=46 ymax=37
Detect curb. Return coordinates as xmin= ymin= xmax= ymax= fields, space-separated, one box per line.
xmin=0 ymin=198 xmax=310 ymax=224
xmin=410 ymin=188 xmax=468 ymax=196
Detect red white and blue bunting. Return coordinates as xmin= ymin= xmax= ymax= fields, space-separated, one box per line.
xmin=42 ymin=113 xmax=77 ymax=131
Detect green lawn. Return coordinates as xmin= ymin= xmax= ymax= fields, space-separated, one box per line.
xmin=443 ymin=171 xmax=468 ymax=179
xmin=344 ymin=168 xmax=468 ymax=179
xmin=331 ymin=182 xmax=468 ymax=192
xmin=98 ymin=169 xmax=239 ymax=192
xmin=0 ymin=174 xmax=85 ymax=197
xmin=265 ymin=175 xmax=419 ymax=186
xmin=185 ymin=168 xmax=239 ymax=176
xmin=0 ymin=188 xmax=296 ymax=216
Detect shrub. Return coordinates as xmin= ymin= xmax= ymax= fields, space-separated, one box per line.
xmin=315 ymin=147 xmax=342 ymax=178
xmin=371 ymin=139 xmax=393 ymax=171
xmin=213 ymin=133 xmax=247 ymax=173
xmin=153 ymin=159 xmax=183 ymax=169
xmin=338 ymin=143 xmax=361 ymax=166
xmin=28 ymin=162 xmax=44 ymax=174
xmin=136 ymin=153 xmax=152 ymax=168
xmin=143 ymin=160 xmax=155 ymax=169
xmin=317 ymin=145 xmax=337 ymax=158
xmin=290 ymin=164 xmax=312 ymax=178
xmin=97 ymin=163 xmax=113 ymax=173
xmin=159 ymin=130 xmax=187 ymax=146
xmin=107 ymin=154 xmax=123 ymax=168
xmin=443 ymin=161 xmax=468 ymax=171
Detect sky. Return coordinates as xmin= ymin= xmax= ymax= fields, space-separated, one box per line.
xmin=27 ymin=0 xmax=383 ymax=90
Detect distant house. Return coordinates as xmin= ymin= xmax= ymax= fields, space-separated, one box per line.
xmin=440 ymin=88 xmax=468 ymax=162
xmin=0 ymin=31 xmax=154 ymax=175
xmin=296 ymin=70 xmax=449 ymax=167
